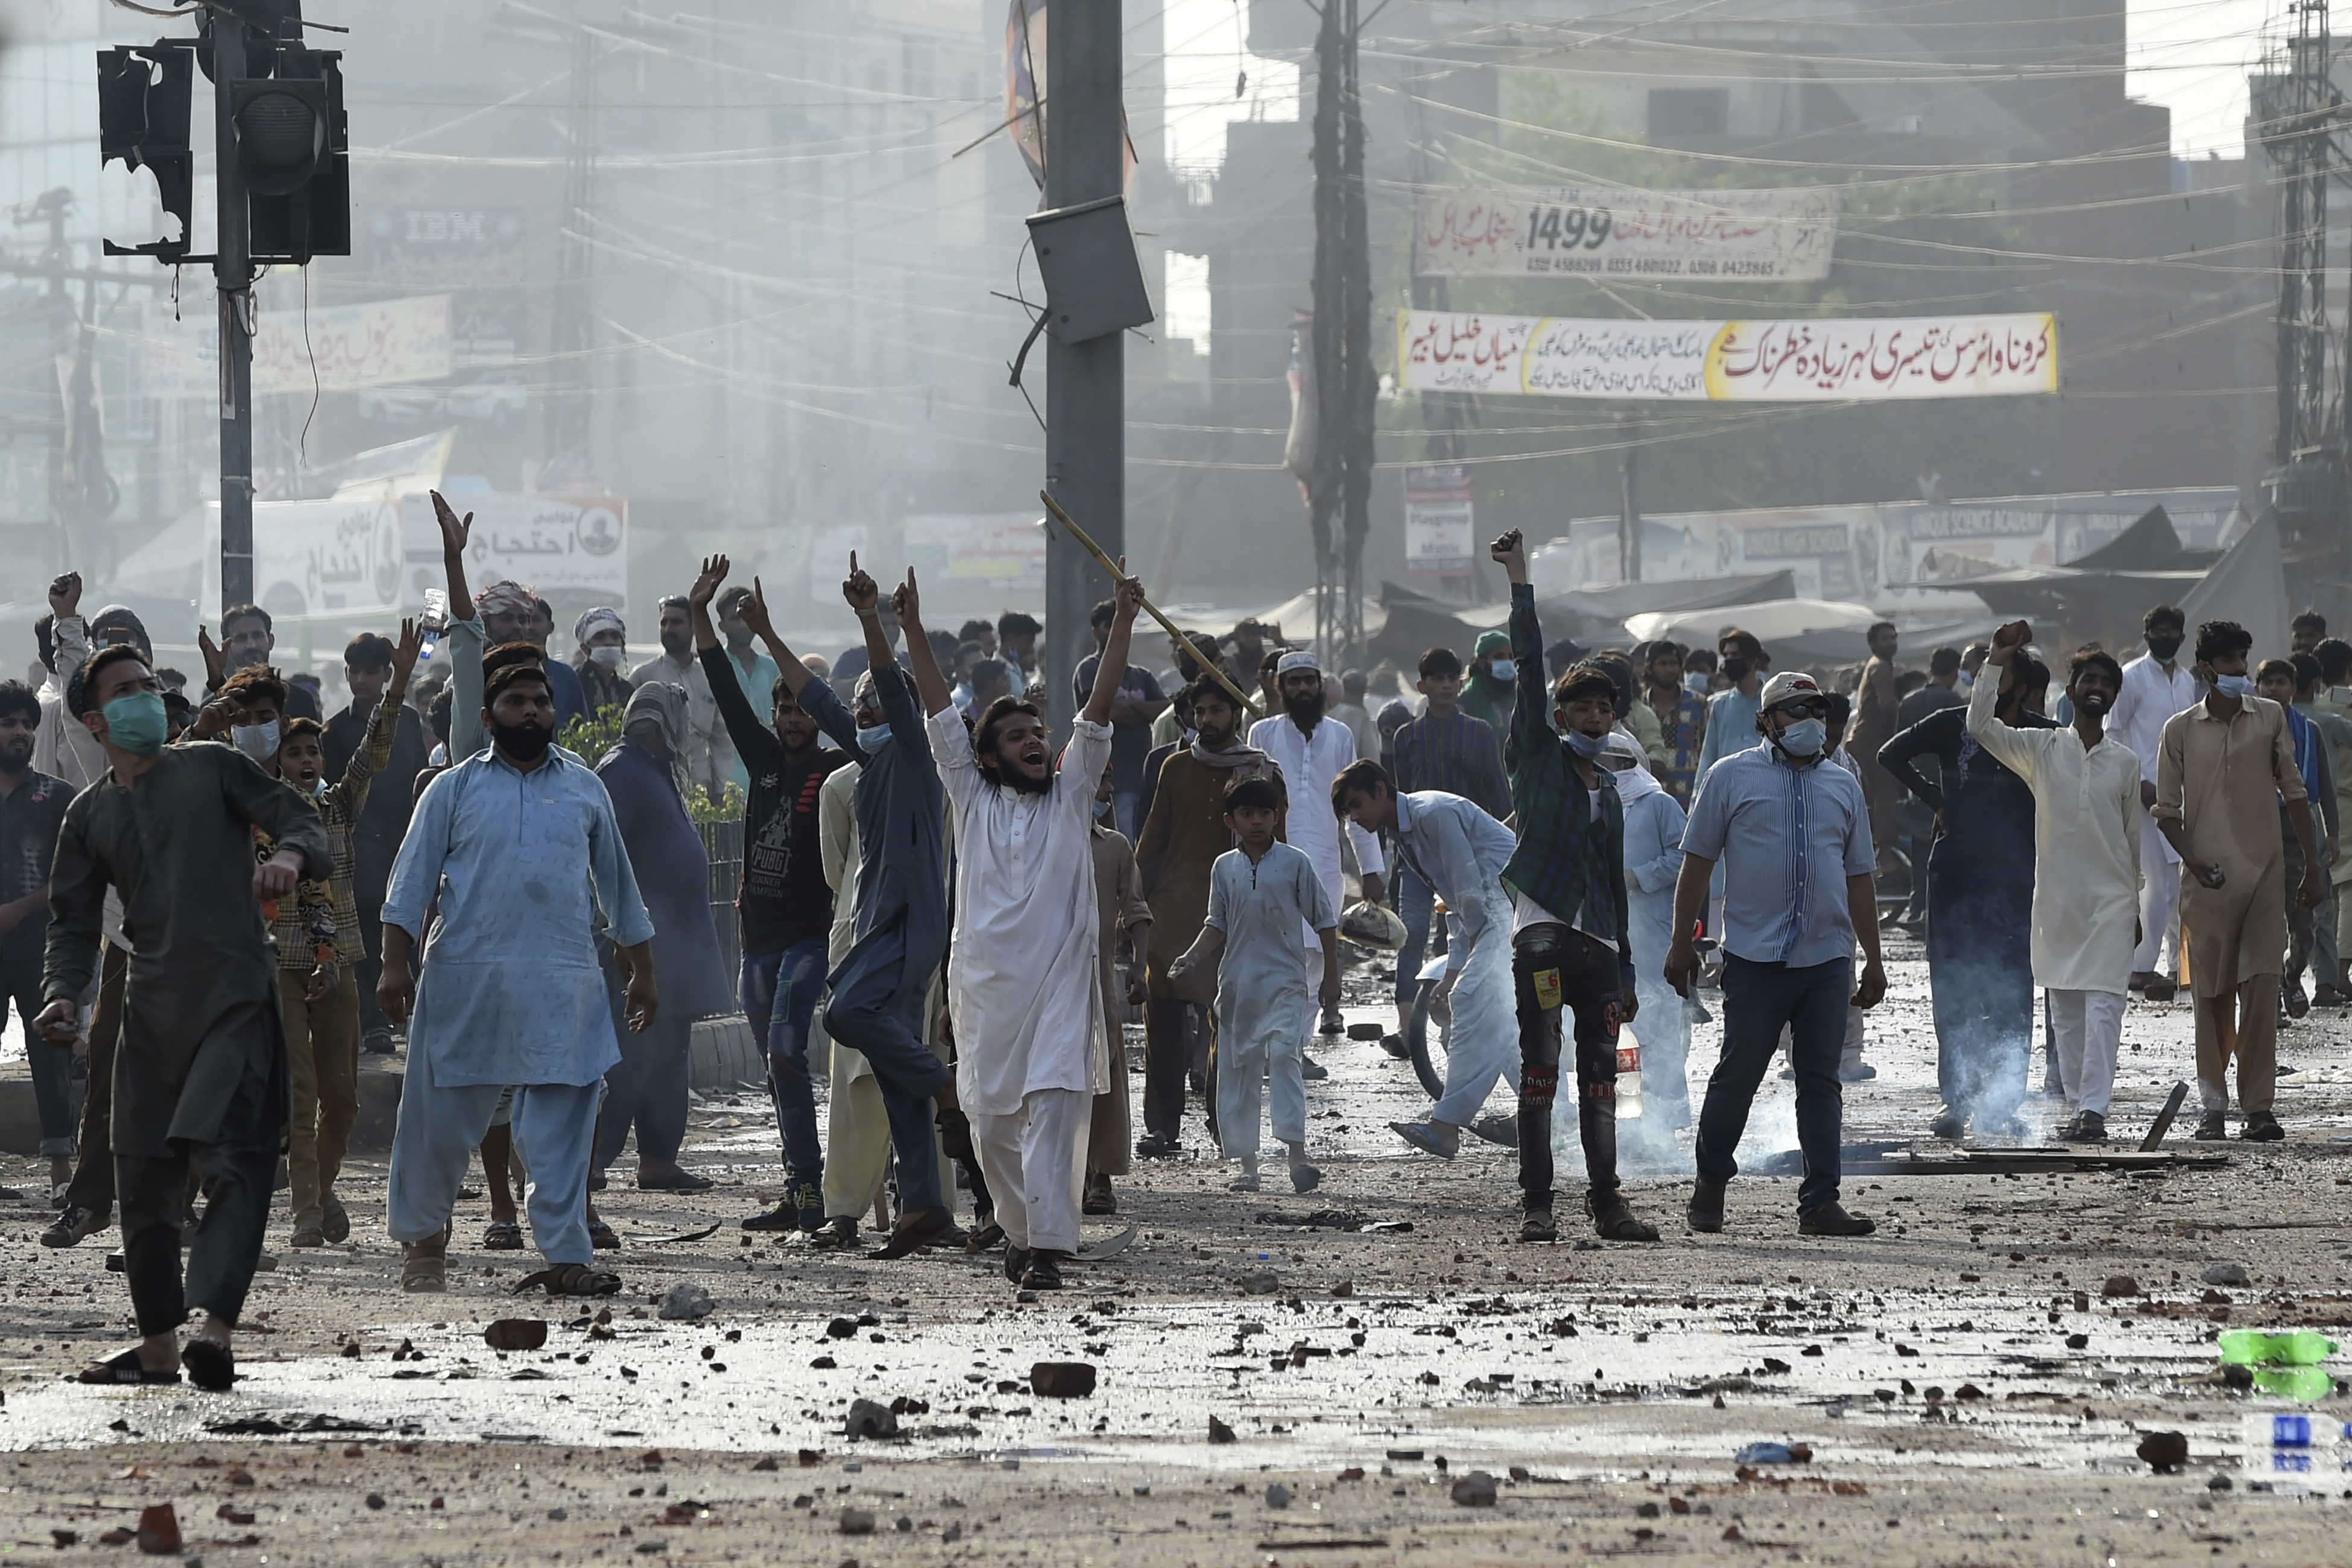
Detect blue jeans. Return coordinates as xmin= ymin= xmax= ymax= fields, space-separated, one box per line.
xmin=1695 ymin=953 xmax=1850 ymax=1213
xmin=1113 ymin=788 xmax=1145 ymax=846
xmin=743 ymin=938 xmax=829 ymax=1190
xmin=1392 ymin=862 xmax=1434 ymax=1011
xmin=5 ymin=959 xmax=75 ymax=1157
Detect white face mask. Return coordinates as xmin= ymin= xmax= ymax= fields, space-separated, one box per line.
xmin=1487 ymin=658 xmax=1516 ymax=682
xmin=588 ymin=645 xmax=627 ymax=671
xmin=232 ymin=719 xmax=280 ymax=763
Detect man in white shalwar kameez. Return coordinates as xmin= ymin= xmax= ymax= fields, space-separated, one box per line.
xmin=2108 ymin=606 xmax=2201 ymax=996
xmin=1965 ymin=623 xmax=2143 ymax=1142
xmin=902 ymin=564 xmax=1143 ymax=1292
xmin=1249 ymin=651 xmax=1386 ymax=1039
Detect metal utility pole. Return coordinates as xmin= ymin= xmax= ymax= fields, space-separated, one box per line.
xmin=545 ymin=22 xmax=600 ymax=481
xmin=213 ymin=17 xmax=256 ymax=611
xmin=99 ymin=0 xmax=347 ymax=615
xmin=2256 ymin=0 xmax=2345 ymax=592
xmin=1042 ymin=1 xmax=1125 ymax=735
xmin=1309 ymin=0 xmax=1373 ymax=659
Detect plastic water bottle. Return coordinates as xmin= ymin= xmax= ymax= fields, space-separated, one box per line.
xmin=419 ymin=587 xmax=449 ymax=663
xmin=1614 ymin=1023 xmax=1643 ymax=1122
xmin=2242 ymin=1413 xmax=2351 ymax=1481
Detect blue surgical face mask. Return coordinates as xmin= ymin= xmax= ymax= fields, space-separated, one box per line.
xmin=1564 ymin=727 xmax=1607 ymax=760
xmin=100 ymin=691 xmax=167 ymax=757
xmin=2212 ymin=673 xmax=2254 ymax=699
xmin=1487 ymin=657 xmax=1516 ymax=683
xmin=1775 ymin=716 xmax=1827 ymax=757
xmin=1093 ymin=796 xmax=1115 ymax=821
xmin=232 ymin=718 xmax=280 ymax=763
xmin=856 ymin=722 xmax=893 ymax=754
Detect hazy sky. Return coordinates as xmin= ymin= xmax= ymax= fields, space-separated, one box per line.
xmin=1155 ymin=0 xmax=2284 ymax=165
xmin=2130 ymin=0 xmax=2278 ymax=157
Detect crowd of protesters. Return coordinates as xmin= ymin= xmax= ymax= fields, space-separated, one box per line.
xmin=6 ymin=502 xmax=2336 ymax=1389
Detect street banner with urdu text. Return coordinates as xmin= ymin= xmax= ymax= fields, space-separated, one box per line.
xmin=1395 ymin=310 xmax=2057 ymax=401
xmin=1415 ymin=186 xmax=1838 ymax=281
xmin=136 ymin=294 xmax=454 ymax=399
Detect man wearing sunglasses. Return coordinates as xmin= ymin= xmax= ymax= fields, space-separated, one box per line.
xmin=1667 ymin=670 xmax=1886 ymax=1237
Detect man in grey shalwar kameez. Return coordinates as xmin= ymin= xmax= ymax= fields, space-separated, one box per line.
xmin=716 ymin=554 xmax=966 ymax=1257
xmin=41 ymin=645 xmax=329 ymax=1390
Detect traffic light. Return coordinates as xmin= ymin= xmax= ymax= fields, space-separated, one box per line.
xmin=234 ymin=48 xmax=349 ymax=263
xmin=96 ymin=45 xmax=194 ymax=263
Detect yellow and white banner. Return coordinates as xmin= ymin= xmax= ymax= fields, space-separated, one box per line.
xmin=1416 ymin=186 xmax=1839 ymax=281
xmin=1394 ymin=310 xmax=2058 ymax=402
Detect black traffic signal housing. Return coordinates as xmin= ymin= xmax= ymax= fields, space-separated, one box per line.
xmin=235 ymin=47 xmax=349 ymax=263
xmin=96 ymin=45 xmax=195 ymax=263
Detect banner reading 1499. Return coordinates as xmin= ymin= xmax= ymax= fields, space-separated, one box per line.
xmin=1416 ymin=186 xmax=1839 ymax=282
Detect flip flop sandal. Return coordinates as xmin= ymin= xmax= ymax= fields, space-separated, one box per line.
xmin=587 ymin=1221 xmax=621 ymax=1251
xmin=636 ymin=1169 xmax=715 ymax=1192
xmin=182 ymin=1338 xmax=236 ymax=1391
xmin=869 ymin=1206 xmax=954 ymax=1260
xmin=514 ymin=1263 xmax=622 ymax=1297
xmin=75 ymin=1348 xmax=179 ymax=1386
xmin=321 ymin=1193 xmax=351 ymax=1244
xmin=964 ymin=1219 xmax=1006 ymax=1253
xmin=482 ymin=1220 xmax=525 ymax=1251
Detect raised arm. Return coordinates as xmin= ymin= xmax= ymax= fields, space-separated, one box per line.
xmin=1083 ymin=564 xmax=1145 ymax=729
xmin=338 ymin=618 xmax=422 ymax=812
xmin=893 ymin=567 xmax=955 ymax=718
xmin=1490 ymin=529 xmax=1550 ymax=768
xmin=432 ymin=492 xmax=475 ymax=623
xmin=690 ymin=554 xmax=780 ymax=763
xmin=1965 ymin=620 xmax=2038 ymax=779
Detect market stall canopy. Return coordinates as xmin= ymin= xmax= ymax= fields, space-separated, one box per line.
xmin=1539 ymin=571 xmax=1797 ymax=645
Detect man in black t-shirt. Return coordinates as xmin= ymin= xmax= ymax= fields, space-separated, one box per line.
xmin=690 ymin=561 xmax=852 ymax=1232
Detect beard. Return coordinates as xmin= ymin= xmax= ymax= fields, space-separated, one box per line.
xmin=982 ymin=756 xmax=1054 ymax=796
xmin=492 ymin=718 xmax=554 ymax=763
xmin=1283 ymin=687 xmax=1326 ymax=727
xmin=0 ymin=737 xmax=31 ymax=773
xmin=1195 ymin=717 xmax=1236 ymax=749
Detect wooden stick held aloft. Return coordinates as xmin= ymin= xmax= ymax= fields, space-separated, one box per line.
xmin=1038 ymin=489 xmax=1263 ymax=718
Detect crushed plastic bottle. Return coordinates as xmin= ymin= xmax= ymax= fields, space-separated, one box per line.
xmin=2218 ymin=1330 xmax=2340 ymax=1367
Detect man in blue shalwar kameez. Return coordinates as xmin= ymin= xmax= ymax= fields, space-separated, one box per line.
xmin=379 ymin=650 xmax=659 ymax=1296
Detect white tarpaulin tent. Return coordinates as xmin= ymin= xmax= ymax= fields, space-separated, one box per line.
xmin=2181 ymin=510 xmax=2293 ymax=665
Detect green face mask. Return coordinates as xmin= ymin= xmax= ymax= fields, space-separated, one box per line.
xmin=100 ymin=691 xmax=167 ymax=757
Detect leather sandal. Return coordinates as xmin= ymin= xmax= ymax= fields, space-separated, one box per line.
xmin=182 ymin=1337 xmax=236 ymax=1391
xmin=401 ymin=1233 xmax=449 ymax=1294
xmin=1590 ymin=1195 xmax=1660 ymax=1242
xmin=513 ymin=1263 xmax=622 ymax=1297
xmin=482 ymin=1219 xmax=525 ymax=1251
xmin=870 ymin=1205 xmax=953 ymax=1260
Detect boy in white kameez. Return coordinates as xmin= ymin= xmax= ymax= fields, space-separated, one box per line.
xmin=1966 ymin=622 xmax=2143 ymax=1142
xmin=1170 ymin=774 xmax=1339 ymax=1193
xmin=903 ymin=563 xmax=1142 ymax=1292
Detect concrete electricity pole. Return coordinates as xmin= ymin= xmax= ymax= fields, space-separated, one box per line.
xmin=1041 ymin=1 xmax=1125 ymax=735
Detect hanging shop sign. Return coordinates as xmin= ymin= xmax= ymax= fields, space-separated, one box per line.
xmin=1395 ymin=310 xmax=2058 ymax=402
xmin=1415 ymin=186 xmax=1839 ymax=281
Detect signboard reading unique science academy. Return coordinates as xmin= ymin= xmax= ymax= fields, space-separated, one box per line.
xmin=1415 ymin=186 xmax=1839 ymax=281
xmin=1394 ymin=310 xmax=2058 ymax=402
